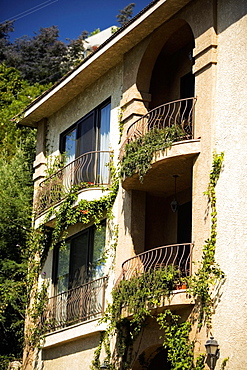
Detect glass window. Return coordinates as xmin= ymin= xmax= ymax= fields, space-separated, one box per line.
xmin=57 ymin=242 xmax=70 ymax=293
xmin=54 ymin=222 xmax=106 ymax=292
xmin=63 ymin=127 xmax=76 ymax=164
xmin=60 ymin=99 xmax=111 ymax=163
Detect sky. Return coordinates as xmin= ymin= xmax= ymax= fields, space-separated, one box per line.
xmin=1 ymin=0 xmax=151 ymax=43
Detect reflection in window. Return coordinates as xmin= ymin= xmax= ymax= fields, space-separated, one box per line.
xmin=60 ymin=100 xmax=111 ymax=185
xmin=54 ymin=221 xmax=106 ymax=293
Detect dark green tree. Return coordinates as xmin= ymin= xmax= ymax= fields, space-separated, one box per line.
xmin=116 ymin=3 xmax=135 ymax=27
xmin=0 ymin=63 xmax=50 ymax=158
xmin=4 ymin=26 xmax=67 ymax=83
xmin=0 ymin=64 xmax=49 ymax=366
xmin=1 ymin=23 xmax=86 ymax=84
xmin=0 ymin=21 xmax=14 ymax=63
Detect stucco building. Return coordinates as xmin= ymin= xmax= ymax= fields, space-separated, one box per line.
xmin=20 ymin=0 xmax=247 ymax=369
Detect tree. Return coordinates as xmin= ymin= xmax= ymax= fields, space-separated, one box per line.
xmin=116 ymin=3 xmax=135 ymax=27
xmin=0 ymin=63 xmax=50 ymax=158
xmin=1 ymin=23 xmax=87 ymax=84
xmin=63 ymin=32 xmax=87 ymax=70
xmin=0 ymin=65 xmax=49 ymax=365
xmin=4 ymin=26 xmax=67 ymax=84
xmin=0 ymin=148 xmax=33 ymax=362
xmin=0 ymin=21 xmax=14 ymax=63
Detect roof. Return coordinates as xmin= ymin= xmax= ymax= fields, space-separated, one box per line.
xmin=19 ymin=0 xmax=192 ymax=127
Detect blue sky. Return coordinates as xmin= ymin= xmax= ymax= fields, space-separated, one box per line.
xmin=1 ymin=0 xmax=151 ymax=42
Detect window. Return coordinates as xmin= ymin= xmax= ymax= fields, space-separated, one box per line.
xmin=53 ymin=221 xmax=106 ymax=294
xmin=60 ymin=100 xmax=111 ymax=184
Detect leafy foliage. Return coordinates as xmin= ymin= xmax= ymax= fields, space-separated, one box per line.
xmin=92 ymin=153 xmax=224 ymax=369
xmin=0 ymin=148 xmax=34 ymax=359
xmin=157 ymin=310 xmax=205 ymax=370
xmin=117 ymin=3 xmax=135 ymax=27
xmin=92 ymin=267 xmax=204 ymax=370
xmin=189 ymin=152 xmax=225 ymax=327
xmin=0 ymin=23 xmax=86 ymax=84
xmin=0 ymin=63 xmax=48 ymax=363
xmin=0 ymin=63 xmax=50 ymax=159
xmin=120 ymin=126 xmax=186 ymax=181
xmin=25 ymin=164 xmax=119 ymax=352
xmin=0 ymin=21 xmax=14 ymax=63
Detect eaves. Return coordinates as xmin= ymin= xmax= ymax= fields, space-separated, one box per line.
xmin=19 ymin=0 xmax=192 ymax=127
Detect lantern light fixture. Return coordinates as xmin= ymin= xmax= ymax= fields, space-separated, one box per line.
xmin=205 ymin=336 xmax=220 ymax=370
xmin=171 ymin=175 xmax=179 ymax=213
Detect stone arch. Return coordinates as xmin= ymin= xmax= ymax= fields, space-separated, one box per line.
xmin=136 ymin=19 xmax=195 ymax=109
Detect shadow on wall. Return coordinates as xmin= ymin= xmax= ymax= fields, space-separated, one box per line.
xmin=42 ymin=332 xmax=101 ymax=360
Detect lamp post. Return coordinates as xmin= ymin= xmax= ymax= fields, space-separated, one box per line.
xmin=205 ymin=336 xmax=219 ymax=370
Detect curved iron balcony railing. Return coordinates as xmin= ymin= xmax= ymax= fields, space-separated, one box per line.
xmin=43 ymin=276 xmax=107 ymax=332
xmin=35 ymin=150 xmax=111 ymax=216
xmin=120 ymin=97 xmax=196 ymax=157
xmin=117 ymin=243 xmax=193 ymax=284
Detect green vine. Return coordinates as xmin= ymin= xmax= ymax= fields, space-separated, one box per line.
xmin=220 ymin=357 xmax=229 ymax=369
xmin=190 ymin=152 xmax=224 ymax=327
xmin=27 ymin=145 xmax=224 ymax=368
xmin=157 ymin=310 xmax=205 ymax=370
xmin=120 ymin=126 xmax=186 ymax=182
xmin=91 ymin=266 xmax=205 ymax=370
xmin=118 ymin=107 xmax=124 ymax=142
xmin=25 ymin=160 xmax=119 ymax=353
xmin=92 ymin=152 xmax=224 ymax=369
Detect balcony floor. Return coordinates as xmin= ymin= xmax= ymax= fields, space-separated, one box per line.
xmin=122 ymin=139 xmax=200 ymax=195
xmin=121 ymin=290 xmax=195 ymax=319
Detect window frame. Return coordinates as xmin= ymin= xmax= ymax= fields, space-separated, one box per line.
xmin=52 ymin=220 xmax=107 ymax=294
xmin=59 ymin=98 xmax=111 ymax=158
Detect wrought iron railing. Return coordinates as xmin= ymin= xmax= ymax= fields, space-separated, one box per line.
xmin=120 ymin=98 xmax=196 ymax=157
xmin=35 ymin=150 xmax=111 ymax=215
xmin=43 ymin=276 xmax=107 ymax=332
xmin=117 ymin=243 xmax=193 ymax=284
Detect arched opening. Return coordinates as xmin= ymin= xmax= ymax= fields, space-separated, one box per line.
xmin=147 ymin=348 xmax=171 ymax=370
xmin=127 ymin=20 xmax=196 ymax=258
xmin=133 ymin=345 xmax=171 ymax=370
xmin=149 ymin=22 xmax=195 ymax=109
xmin=136 ymin=19 xmax=195 ymax=110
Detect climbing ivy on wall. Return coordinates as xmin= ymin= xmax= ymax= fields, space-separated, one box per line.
xmin=120 ymin=126 xmax=185 ymax=182
xmin=24 ymin=161 xmax=119 ymax=359
xmin=189 ymin=151 xmax=225 ymax=327
xmin=25 ymin=146 xmax=225 ymax=369
xmin=91 ymin=152 xmax=224 ymax=370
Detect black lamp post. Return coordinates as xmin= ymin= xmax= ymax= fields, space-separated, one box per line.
xmin=205 ymin=336 xmax=220 ymax=370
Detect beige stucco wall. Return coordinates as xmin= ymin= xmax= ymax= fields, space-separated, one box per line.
xmin=46 ymin=62 xmax=122 ymax=157
xmin=212 ymin=0 xmax=247 ymax=368
xmin=27 ymin=0 xmax=247 ymax=368
xmin=34 ymin=63 xmax=123 ymax=369
xmin=42 ymin=332 xmax=101 ymax=370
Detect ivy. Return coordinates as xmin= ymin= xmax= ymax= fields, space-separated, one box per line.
xmin=120 ymin=126 xmax=185 ymax=182
xmin=92 ymin=267 xmax=201 ymax=370
xmin=92 ymin=152 xmax=224 ymax=369
xmin=157 ymin=310 xmax=205 ymax=370
xmin=189 ymin=152 xmax=224 ymax=327
xmin=26 ymin=146 xmax=225 ymax=368
xmin=25 ymin=161 xmax=119 ymax=354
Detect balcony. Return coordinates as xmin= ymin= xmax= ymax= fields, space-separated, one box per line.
xmin=119 ymin=243 xmax=192 ymax=281
xmin=35 ymin=150 xmax=111 ymax=216
xmin=43 ymin=276 xmax=107 ymax=333
xmin=120 ymin=98 xmax=199 ymax=192
xmin=120 ymin=97 xmax=197 ymax=157
xmin=116 ymin=244 xmax=194 ymax=317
